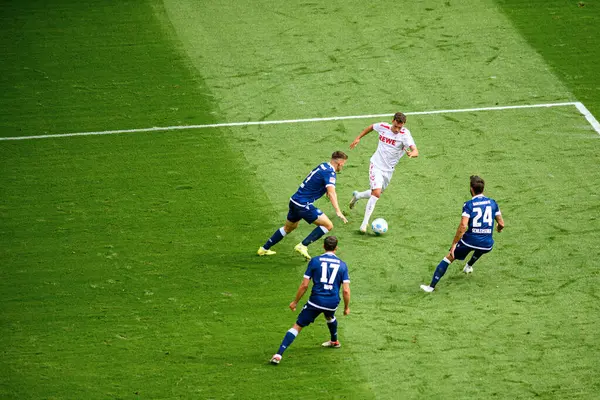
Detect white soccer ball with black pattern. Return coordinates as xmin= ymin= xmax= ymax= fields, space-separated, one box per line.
xmin=371 ymin=218 xmax=388 ymax=235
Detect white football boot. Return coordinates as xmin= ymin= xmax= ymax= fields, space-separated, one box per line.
xmin=270 ymin=354 xmax=282 ymax=365
xmin=420 ymin=284 xmax=435 ymax=293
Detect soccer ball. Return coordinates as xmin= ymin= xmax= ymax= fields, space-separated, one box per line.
xmin=371 ymin=218 xmax=388 ymax=235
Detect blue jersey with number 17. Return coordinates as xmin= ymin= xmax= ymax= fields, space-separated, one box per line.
xmin=460 ymin=194 xmax=501 ymax=250
xmin=291 ymin=163 xmax=336 ymax=206
xmin=304 ymin=252 xmax=350 ymax=311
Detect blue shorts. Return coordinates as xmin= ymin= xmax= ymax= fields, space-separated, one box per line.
xmin=296 ymin=302 xmax=336 ymax=328
xmin=287 ymin=201 xmax=323 ymax=224
xmin=453 ymin=241 xmax=491 ymax=260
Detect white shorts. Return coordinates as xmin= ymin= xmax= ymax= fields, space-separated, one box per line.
xmin=369 ymin=163 xmax=393 ymax=191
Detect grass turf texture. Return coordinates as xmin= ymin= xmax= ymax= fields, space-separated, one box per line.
xmin=497 ymin=0 xmax=600 ymax=118
xmin=1 ymin=1 xmax=599 ymax=399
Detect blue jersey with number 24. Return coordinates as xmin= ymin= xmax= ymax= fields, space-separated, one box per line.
xmin=304 ymin=252 xmax=350 ymax=310
xmin=460 ymin=194 xmax=501 ymax=251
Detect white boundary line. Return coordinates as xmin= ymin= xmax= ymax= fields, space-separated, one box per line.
xmin=574 ymin=102 xmax=600 ymax=133
xmin=1 ymin=101 xmax=598 ymax=141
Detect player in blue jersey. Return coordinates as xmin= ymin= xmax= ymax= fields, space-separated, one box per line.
xmin=420 ymin=175 xmax=505 ymax=292
xmin=257 ymin=151 xmax=349 ymax=260
xmin=270 ymin=236 xmax=351 ymax=365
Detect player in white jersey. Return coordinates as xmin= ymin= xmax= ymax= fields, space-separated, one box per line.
xmin=349 ymin=112 xmax=419 ymax=232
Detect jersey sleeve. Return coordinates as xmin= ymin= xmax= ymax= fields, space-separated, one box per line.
xmin=326 ymin=171 xmax=336 ymax=188
xmin=493 ymin=200 xmax=501 ymax=216
xmin=303 ymin=260 xmax=314 ymax=280
xmin=403 ymin=129 xmax=416 ymax=148
xmin=462 ymin=202 xmax=471 ymax=218
xmin=341 ymin=262 xmax=350 ymax=283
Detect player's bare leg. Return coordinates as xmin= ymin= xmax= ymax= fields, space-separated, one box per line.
xmin=284 ymin=220 xmax=300 ymax=233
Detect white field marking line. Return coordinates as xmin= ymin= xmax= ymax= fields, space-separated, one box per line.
xmin=1 ymin=101 xmax=598 ymax=141
xmin=574 ymin=102 xmax=600 ymax=134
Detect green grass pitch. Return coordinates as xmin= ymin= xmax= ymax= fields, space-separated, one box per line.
xmin=1 ymin=0 xmax=599 ymax=399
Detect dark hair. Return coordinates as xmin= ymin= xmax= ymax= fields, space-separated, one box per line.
xmin=323 ymin=236 xmax=338 ymax=251
xmin=393 ymin=112 xmax=407 ymax=124
xmin=331 ymin=151 xmax=348 ymax=160
xmin=470 ymin=175 xmax=485 ymax=195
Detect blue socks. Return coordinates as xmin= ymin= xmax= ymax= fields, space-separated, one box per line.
xmin=430 ymin=257 xmax=451 ymax=287
xmin=263 ymin=227 xmax=286 ymax=250
xmin=277 ymin=328 xmax=298 ymax=355
xmin=327 ymin=318 xmax=338 ymax=342
xmin=302 ymin=226 xmax=329 ymax=246
xmin=264 ymin=225 xmax=331 ymax=249
xmin=467 ymin=255 xmax=480 ymax=266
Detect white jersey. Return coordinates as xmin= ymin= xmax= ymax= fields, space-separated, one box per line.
xmin=369 ymin=122 xmax=416 ymax=171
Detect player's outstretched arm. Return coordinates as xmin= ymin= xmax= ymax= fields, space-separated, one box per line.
xmin=326 ymin=186 xmax=348 ymax=223
xmin=496 ymin=214 xmax=505 ymax=232
xmin=449 ymin=216 xmax=469 ymax=259
xmin=406 ymin=145 xmax=419 ymax=158
xmin=289 ymin=278 xmax=310 ymax=311
xmin=350 ymin=125 xmax=374 ymax=149
xmin=342 ymin=282 xmax=350 ymax=316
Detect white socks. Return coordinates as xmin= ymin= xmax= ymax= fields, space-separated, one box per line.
xmin=355 ymin=189 xmax=371 ymax=200
xmin=361 ymin=195 xmax=379 ymax=229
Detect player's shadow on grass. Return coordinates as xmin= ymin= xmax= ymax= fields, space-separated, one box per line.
xmin=351 ymin=231 xmax=385 ymax=238
xmin=445 ymin=270 xmax=480 ymax=290
xmin=209 ymin=250 xmax=309 ymax=270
